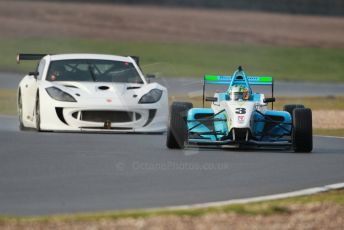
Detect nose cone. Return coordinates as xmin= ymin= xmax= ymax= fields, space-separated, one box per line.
xmin=224 ymin=101 xmax=255 ymax=129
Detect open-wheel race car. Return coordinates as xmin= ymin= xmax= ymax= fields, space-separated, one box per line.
xmin=166 ymin=66 xmax=313 ymax=152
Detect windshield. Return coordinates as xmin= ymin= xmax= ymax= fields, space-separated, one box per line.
xmin=46 ymin=59 xmax=144 ymax=83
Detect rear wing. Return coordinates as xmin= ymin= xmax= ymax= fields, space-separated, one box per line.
xmin=204 ymin=75 xmax=273 ymax=85
xmin=16 ymin=53 xmax=48 ymax=64
xmin=202 ymin=74 xmax=274 ymax=108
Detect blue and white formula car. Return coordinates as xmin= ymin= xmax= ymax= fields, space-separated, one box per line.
xmin=166 ymin=66 xmax=313 ymax=152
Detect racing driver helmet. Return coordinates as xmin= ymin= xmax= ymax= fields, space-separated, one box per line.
xmin=228 ymin=85 xmax=250 ymax=101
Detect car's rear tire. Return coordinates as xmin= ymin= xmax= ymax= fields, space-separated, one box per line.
xmin=293 ymin=108 xmax=312 ymax=153
xmin=166 ymin=102 xmax=193 ymax=149
xmin=284 ymin=104 xmax=305 ymax=116
xmin=35 ymin=95 xmax=41 ymax=132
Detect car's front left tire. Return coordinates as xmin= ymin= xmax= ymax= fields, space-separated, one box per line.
xmin=18 ymin=91 xmax=28 ymax=131
xmin=166 ymin=102 xmax=193 ymax=149
xmin=284 ymin=104 xmax=305 ymax=117
xmin=35 ymin=95 xmax=41 ymax=132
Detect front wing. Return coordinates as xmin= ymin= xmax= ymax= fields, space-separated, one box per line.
xmin=187 ymin=109 xmax=293 ymax=148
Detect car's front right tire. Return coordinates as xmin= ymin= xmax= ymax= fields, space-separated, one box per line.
xmin=166 ymin=102 xmax=193 ymax=149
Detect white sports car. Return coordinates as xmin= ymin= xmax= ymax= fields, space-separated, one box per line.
xmin=17 ymin=53 xmax=168 ymax=132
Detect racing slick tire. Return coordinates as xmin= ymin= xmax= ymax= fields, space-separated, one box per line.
xmin=35 ymin=94 xmax=41 ymax=132
xmin=166 ymin=102 xmax=193 ymax=149
xmin=292 ymin=108 xmax=312 ymax=153
xmin=18 ymin=91 xmax=28 ymax=131
xmin=284 ymin=104 xmax=304 ymax=117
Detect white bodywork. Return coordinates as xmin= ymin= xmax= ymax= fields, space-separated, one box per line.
xmin=17 ymin=54 xmax=168 ymax=132
xmin=211 ymin=93 xmax=267 ymax=131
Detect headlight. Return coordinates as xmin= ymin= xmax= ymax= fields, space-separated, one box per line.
xmin=45 ymin=87 xmax=77 ymax=102
xmin=139 ymin=89 xmax=163 ymax=104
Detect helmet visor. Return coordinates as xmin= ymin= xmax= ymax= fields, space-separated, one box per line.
xmin=231 ymin=92 xmax=244 ymax=101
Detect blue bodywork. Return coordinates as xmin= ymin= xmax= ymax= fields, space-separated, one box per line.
xmin=187 ymin=108 xmax=228 ymax=141
xmin=186 ymin=67 xmax=293 ymax=147
xmin=252 ymin=110 xmax=291 ymax=141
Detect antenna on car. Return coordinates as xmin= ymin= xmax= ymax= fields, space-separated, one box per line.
xmin=238 ymin=66 xmax=243 ymax=71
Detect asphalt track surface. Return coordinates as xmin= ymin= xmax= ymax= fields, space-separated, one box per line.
xmin=2 ymin=72 xmax=344 ymax=96
xmin=0 ymin=115 xmax=344 ymax=216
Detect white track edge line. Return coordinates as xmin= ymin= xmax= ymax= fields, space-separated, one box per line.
xmin=314 ymin=135 xmax=344 ymax=139
xmin=157 ymin=182 xmax=344 ymax=211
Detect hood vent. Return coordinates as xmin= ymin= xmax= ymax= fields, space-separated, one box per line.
xmin=63 ymin=85 xmax=79 ymax=89
xmin=127 ymin=86 xmax=141 ymax=90
xmin=98 ymin=86 xmax=110 ymax=90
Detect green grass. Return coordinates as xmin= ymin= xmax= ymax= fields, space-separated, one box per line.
xmin=1 ymin=38 xmax=344 ymax=82
xmin=0 ymin=189 xmax=343 ymax=224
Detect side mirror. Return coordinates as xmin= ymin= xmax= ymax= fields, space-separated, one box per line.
xmin=146 ymin=74 xmax=156 ymax=83
xmin=263 ymin=97 xmax=276 ymax=103
xmin=205 ymin=97 xmax=218 ymax=102
xmin=28 ymin=71 xmax=39 ymax=79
